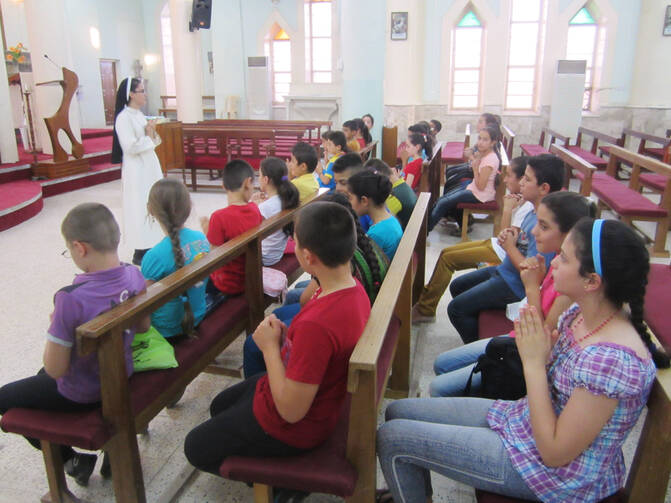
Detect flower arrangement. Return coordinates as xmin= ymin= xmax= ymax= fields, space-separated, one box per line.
xmin=6 ymin=43 xmax=26 ymax=64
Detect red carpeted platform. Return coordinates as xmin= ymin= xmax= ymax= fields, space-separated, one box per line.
xmin=81 ymin=128 xmax=113 ymax=140
xmin=0 ymin=180 xmax=43 ymax=231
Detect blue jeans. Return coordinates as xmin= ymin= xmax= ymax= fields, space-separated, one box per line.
xmin=377 ymin=398 xmax=539 ymax=503
xmin=430 ymin=336 xmax=511 ymax=397
xmin=428 ymin=183 xmax=478 ymax=231
xmin=447 ymin=267 xmax=520 ymax=344
xmin=284 ymin=279 xmax=311 ymax=305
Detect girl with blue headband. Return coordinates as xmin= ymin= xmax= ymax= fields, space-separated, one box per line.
xmin=377 ymin=218 xmax=669 ymax=502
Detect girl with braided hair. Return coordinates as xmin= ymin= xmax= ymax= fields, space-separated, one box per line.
xmin=142 ymin=179 xmax=210 ymax=340
xmin=377 ymin=217 xmax=669 ymax=503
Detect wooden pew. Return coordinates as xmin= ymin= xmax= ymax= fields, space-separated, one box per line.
xmin=0 ymin=194 xmax=320 ymax=503
xmin=201 ymin=119 xmax=330 ymax=144
xmin=567 ymin=126 xmax=623 ymax=171
xmin=457 ymin=146 xmax=511 ymax=241
xmin=218 ymin=193 xmax=431 ymax=503
xmin=418 ymin=142 xmax=443 ymax=208
xmin=550 ymin=143 xmax=597 ymax=196
xmin=618 ymin=129 xmax=671 ymax=194
xmin=159 ymin=95 xmax=216 ymax=118
xmin=441 ymin=123 xmax=471 ymax=167
xmin=519 ymin=127 xmax=570 ymax=157
xmin=382 ymin=126 xmax=398 ymax=168
xmin=501 ymin=124 xmax=516 ymax=160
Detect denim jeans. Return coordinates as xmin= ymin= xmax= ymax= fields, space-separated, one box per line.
xmin=447 ymin=267 xmax=520 ymax=344
xmin=284 ymin=279 xmax=311 ymax=305
xmin=377 ymin=397 xmax=539 ymax=503
xmin=430 ymin=336 xmax=511 ymax=397
xmin=428 ymin=183 xmax=478 ymax=231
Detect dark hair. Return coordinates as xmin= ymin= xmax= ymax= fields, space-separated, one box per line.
xmin=294 ymin=201 xmax=356 ymax=267
xmin=481 ymin=113 xmax=501 ymax=126
xmin=292 ymin=142 xmax=318 ymax=173
xmin=147 ymin=179 xmax=197 ymax=336
xmin=408 ymin=132 xmax=432 ymax=159
xmin=321 ymin=130 xmax=331 ymax=140
xmin=526 ymin=154 xmax=565 ymax=193
xmin=354 ymin=118 xmax=372 ymax=144
xmin=328 ymin=130 xmax=348 ymax=153
xmin=362 ymin=113 xmax=374 ymax=127
xmin=61 ymin=203 xmax=120 ymax=252
xmin=261 ymin=157 xmax=299 ymax=211
xmin=321 ymin=191 xmax=384 ymax=292
xmin=408 ymin=123 xmax=434 ymax=157
xmin=343 ymin=119 xmax=358 ymax=132
xmin=430 ymin=119 xmax=442 ymax=133
xmin=222 ymin=159 xmax=255 ymax=191
xmin=348 ymin=170 xmax=392 ymax=206
xmin=332 ymin=152 xmax=363 ymax=174
xmin=111 ymin=77 xmax=142 ymax=164
xmin=570 ymin=218 xmax=670 ymax=368
xmin=364 ymin=158 xmax=393 ymax=177
xmin=540 ymin=192 xmax=597 ymax=233
xmin=480 ymin=123 xmax=503 ymax=166
xmin=510 ymin=155 xmax=528 ymax=179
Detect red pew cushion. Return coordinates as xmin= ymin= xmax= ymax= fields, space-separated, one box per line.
xmin=644 ymin=147 xmax=665 ymax=160
xmin=639 ymin=173 xmax=667 ymax=193
xmin=566 ymin=146 xmax=608 ymax=168
xmin=591 ymin=176 xmax=667 ymax=218
xmin=519 ymin=144 xmax=548 ymax=157
xmin=458 ymin=201 xmax=499 ymax=211
xmin=478 ymin=310 xmax=514 ymax=340
xmin=645 ymin=263 xmax=671 ymax=351
xmin=442 ymin=142 xmax=466 ymax=163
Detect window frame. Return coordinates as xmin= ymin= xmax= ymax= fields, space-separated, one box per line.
xmin=265 ymin=25 xmax=292 ymax=104
xmin=450 ymin=9 xmax=485 ymax=111
xmin=304 ymin=0 xmax=333 ymax=84
xmin=160 ymin=3 xmax=176 ymax=99
xmin=566 ymin=7 xmax=599 ymax=112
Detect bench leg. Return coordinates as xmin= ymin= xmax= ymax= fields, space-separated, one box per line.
xmin=253 ymin=483 xmax=272 ymax=503
xmin=460 ymin=210 xmax=470 ymax=242
xmin=106 ymin=432 xmax=146 ymax=503
xmin=191 ymin=167 xmax=197 ymax=192
xmin=40 ymin=441 xmax=81 ymax=503
xmin=492 ymin=210 xmax=503 ymax=237
xmin=652 ymin=217 xmax=670 ymax=258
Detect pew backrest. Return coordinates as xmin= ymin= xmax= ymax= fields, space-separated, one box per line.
xmin=575 ymin=127 xmax=623 ymax=154
xmin=419 ymin=142 xmax=443 ymax=207
xmin=501 ymin=124 xmax=515 ymax=159
xmin=550 ymin=144 xmax=596 ymax=195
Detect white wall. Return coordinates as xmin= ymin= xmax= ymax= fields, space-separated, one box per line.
xmin=630 ymin=0 xmax=671 ymax=107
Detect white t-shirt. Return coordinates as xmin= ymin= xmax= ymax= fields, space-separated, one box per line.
xmin=490 ymin=200 xmax=534 ymax=261
xmin=259 ymin=195 xmax=288 ymax=266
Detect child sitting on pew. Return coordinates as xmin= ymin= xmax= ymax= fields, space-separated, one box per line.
xmin=184 ymin=202 xmax=371 ymax=479
xmin=365 ymin=158 xmax=417 ymax=230
xmin=201 ymin=160 xmax=262 ymax=300
xmin=142 ymin=178 xmax=210 ymax=341
xmin=257 ymin=157 xmax=300 ymax=266
xmin=288 ymin=141 xmax=319 ymax=203
xmin=348 ymin=170 xmax=403 ymax=260
xmin=354 ymin=117 xmax=372 ymax=149
xmin=342 ymin=119 xmax=362 ymax=153
xmin=447 ymin=154 xmax=565 ymax=344
xmin=377 ymin=218 xmax=669 ymax=503
xmin=0 ymin=203 xmax=149 ymax=488
xmin=315 ymin=130 xmax=347 ymax=191
xmin=401 ymin=132 xmax=432 ymax=191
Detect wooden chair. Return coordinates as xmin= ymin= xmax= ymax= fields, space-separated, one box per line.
xmin=218 ymin=193 xmax=431 ymax=503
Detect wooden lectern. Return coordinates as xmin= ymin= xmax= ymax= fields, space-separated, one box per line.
xmin=32 ymin=67 xmax=90 ymax=178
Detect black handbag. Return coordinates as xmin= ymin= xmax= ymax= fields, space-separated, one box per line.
xmin=464 ymin=336 xmax=527 ymax=401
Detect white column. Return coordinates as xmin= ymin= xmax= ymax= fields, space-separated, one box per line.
xmin=0 ymin=37 xmax=19 ymax=163
xmin=169 ymin=0 xmax=203 ymax=123
xmin=23 ymin=0 xmax=82 ymax=155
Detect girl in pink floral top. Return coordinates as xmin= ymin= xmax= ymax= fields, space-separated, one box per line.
xmin=377 ymin=218 xmax=669 ymax=502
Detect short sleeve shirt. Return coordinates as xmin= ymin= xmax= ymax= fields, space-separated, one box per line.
xmin=404 ymin=158 xmax=423 ymax=190
xmin=291 ymin=173 xmax=319 ymax=203
xmin=46 ymin=264 xmax=146 ymax=403
xmin=367 ymin=216 xmax=403 ymax=261
xmin=207 ymin=202 xmax=263 ymax=294
xmin=258 ymin=195 xmax=288 ymax=266
xmin=253 ymin=280 xmax=371 ymax=448
xmin=141 ymin=228 xmax=210 ymax=337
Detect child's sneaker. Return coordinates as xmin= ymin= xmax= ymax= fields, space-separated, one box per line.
xmin=64 ymin=452 xmax=97 ymax=486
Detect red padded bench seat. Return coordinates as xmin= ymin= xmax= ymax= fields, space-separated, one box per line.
xmin=442 ymin=141 xmax=466 ymax=164
xmin=0 ymin=296 xmax=250 ymax=450
xmin=478 ymin=309 xmax=514 ymax=340
xmin=639 ymin=173 xmax=667 ymax=193
xmin=645 ymin=263 xmax=671 ymax=352
xmin=458 ymin=200 xmax=499 ymax=212
xmin=519 ymin=144 xmax=548 ymax=157
xmin=591 ymin=176 xmax=667 ymax=218
xmin=566 ymin=146 xmax=608 ymax=169
xmin=219 ymin=317 xmax=402 ymax=496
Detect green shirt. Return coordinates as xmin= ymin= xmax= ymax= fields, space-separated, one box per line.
xmin=391 ymin=179 xmax=417 ymax=229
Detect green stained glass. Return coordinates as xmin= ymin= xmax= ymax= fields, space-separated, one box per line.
xmin=458 ymin=10 xmax=481 ymax=27
xmin=570 ymin=7 xmax=596 ymax=25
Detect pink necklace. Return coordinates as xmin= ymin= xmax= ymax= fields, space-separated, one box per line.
xmin=573 ymin=310 xmax=618 ymax=345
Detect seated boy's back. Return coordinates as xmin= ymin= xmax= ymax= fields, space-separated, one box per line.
xmin=204 ymin=160 xmax=262 ymax=294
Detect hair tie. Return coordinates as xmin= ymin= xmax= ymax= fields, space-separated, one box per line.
xmin=281 ymin=175 xmax=288 ymax=181
xmin=592 ymin=219 xmax=605 ymax=276
xmin=125 ymin=76 xmax=132 ymax=102
xmin=422 ymin=134 xmax=427 ymax=141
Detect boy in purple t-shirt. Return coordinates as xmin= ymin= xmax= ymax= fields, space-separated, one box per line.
xmin=0 ymin=203 xmax=149 ymax=490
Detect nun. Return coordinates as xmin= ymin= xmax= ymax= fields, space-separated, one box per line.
xmin=111 ymin=77 xmax=164 ymax=265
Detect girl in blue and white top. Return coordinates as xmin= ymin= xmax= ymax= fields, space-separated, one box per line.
xmin=257 ymin=157 xmax=300 ymax=266
xmin=141 ymin=179 xmax=209 ymax=340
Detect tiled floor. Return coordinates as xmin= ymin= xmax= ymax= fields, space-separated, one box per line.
xmin=0 ymin=173 xmax=669 ymax=502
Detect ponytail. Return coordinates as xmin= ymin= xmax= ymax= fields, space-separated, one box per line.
xmin=261 ymin=157 xmax=299 ymax=236
xmin=348 ymin=170 xmax=392 ymax=206
xmin=355 ymin=118 xmax=372 ymax=145
xmin=408 ymin=123 xmax=434 ymax=157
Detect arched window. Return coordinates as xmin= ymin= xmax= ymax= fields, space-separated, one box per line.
xmin=451 ymin=9 xmax=484 ymax=110
xmin=505 ymin=0 xmax=547 ymax=110
xmin=304 ymin=0 xmax=332 ymax=83
xmin=160 ymin=4 xmax=176 ymax=99
xmin=264 ymin=25 xmax=292 ymax=103
xmin=567 ymin=6 xmax=598 ymax=111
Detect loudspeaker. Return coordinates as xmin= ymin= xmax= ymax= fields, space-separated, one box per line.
xmin=189 ymin=0 xmax=211 ymax=31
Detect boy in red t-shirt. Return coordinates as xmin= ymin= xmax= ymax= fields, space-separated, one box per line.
xmin=185 ymin=201 xmax=371 ymax=477
xmin=201 ymin=160 xmax=262 ymax=295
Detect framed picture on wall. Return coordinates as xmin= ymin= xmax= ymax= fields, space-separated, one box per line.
xmin=391 ymin=12 xmax=408 ymax=40
xmin=664 ymin=5 xmax=671 ymax=36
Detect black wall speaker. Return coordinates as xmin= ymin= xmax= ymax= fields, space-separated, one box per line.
xmin=189 ymin=0 xmax=211 ymax=31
